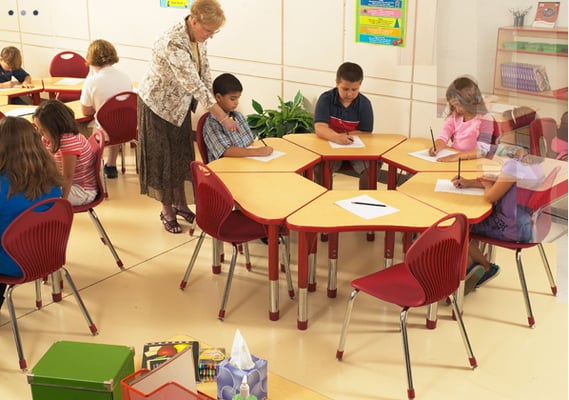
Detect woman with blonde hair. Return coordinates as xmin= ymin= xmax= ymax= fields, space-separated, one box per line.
xmin=0 ymin=117 xmax=63 ymax=308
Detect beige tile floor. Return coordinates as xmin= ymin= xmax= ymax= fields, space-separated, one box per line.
xmin=0 ymin=153 xmax=567 ymax=400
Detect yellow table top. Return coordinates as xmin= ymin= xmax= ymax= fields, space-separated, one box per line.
xmin=397 ymin=172 xmax=492 ymax=223
xmin=0 ymin=79 xmax=43 ymax=99
xmin=218 ymin=172 xmax=327 ymax=223
xmin=0 ymin=101 xmax=91 ymax=123
xmin=42 ymin=76 xmax=85 ymax=92
xmin=283 ymin=132 xmax=406 ymax=159
xmin=381 ymin=137 xmax=502 ymax=174
xmin=286 ymin=189 xmax=446 ymax=232
xmin=208 ymin=137 xmax=321 ymax=173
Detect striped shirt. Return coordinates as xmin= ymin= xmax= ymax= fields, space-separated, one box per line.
xmin=46 ymin=134 xmax=97 ymax=191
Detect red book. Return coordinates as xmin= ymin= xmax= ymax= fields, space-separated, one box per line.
xmin=532 ymin=2 xmax=560 ymax=28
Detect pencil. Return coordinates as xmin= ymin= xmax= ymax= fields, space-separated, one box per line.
xmin=351 ymin=201 xmax=386 ymax=207
xmin=430 ymin=127 xmax=436 ymax=152
xmin=260 ymin=138 xmax=267 ymax=146
xmin=457 ymin=157 xmax=461 ymax=179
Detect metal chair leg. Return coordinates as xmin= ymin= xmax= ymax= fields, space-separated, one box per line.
xmin=34 ymin=279 xmax=42 ymax=309
xmin=399 ymin=307 xmax=415 ymax=400
xmin=51 ymin=270 xmax=62 ymax=302
xmin=243 ymin=243 xmax=252 ymax=271
xmin=336 ymin=289 xmax=359 ymax=360
xmin=212 ymin=238 xmax=222 ymax=274
xmin=514 ymin=249 xmax=535 ymax=327
xmin=61 ymin=267 xmax=98 ymax=335
xmin=538 ymin=243 xmax=557 ymax=295
xmin=218 ymin=244 xmax=239 ymax=320
xmin=180 ymin=232 xmax=206 ymax=289
xmin=449 ymin=294 xmax=478 ymax=368
xmin=87 ymin=209 xmax=123 ymax=269
xmin=6 ymin=286 xmax=27 ymax=371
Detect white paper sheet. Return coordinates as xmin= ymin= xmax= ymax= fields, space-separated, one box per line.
xmin=55 ymin=77 xmax=84 ymax=85
xmin=434 ymin=179 xmax=485 ymax=196
xmin=408 ymin=148 xmax=457 ymax=162
xmin=246 ymin=149 xmax=285 ymax=162
xmin=4 ymin=107 xmax=36 ymax=117
xmin=329 ymin=135 xmax=365 ymax=148
xmin=334 ymin=194 xmax=400 ymax=220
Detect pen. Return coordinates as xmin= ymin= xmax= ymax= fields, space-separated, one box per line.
xmin=430 ymin=127 xmax=437 ymax=153
xmin=351 ymin=201 xmax=386 ymax=207
xmin=457 ymin=157 xmax=461 ymax=179
xmin=260 ymin=138 xmax=267 ymax=146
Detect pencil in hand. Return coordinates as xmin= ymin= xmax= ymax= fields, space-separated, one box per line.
xmin=430 ymin=127 xmax=437 ymax=153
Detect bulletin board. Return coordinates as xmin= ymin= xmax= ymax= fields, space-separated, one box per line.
xmin=355 ymin=0 xmax=407 ymax=47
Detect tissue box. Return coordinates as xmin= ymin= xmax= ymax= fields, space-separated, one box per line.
xmin=216 ymin=356 xmax=267 ymax=400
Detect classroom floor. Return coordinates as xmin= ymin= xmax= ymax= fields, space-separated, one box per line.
xmin=0 ymin=151 xmax=567 ymax=400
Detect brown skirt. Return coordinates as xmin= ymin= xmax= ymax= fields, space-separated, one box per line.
xmin=137 ymin=96 xmax=195 ymax=205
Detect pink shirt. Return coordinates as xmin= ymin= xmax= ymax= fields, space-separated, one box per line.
xmin=44 ymin=134 xmax=97 ymax=191
xmin=551 ymin=137 xmax=568 ymax=160
xmin=438 ymin=112 xmax=494 ymax=155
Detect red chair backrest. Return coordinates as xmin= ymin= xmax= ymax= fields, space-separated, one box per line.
xmin=73 ymin=130 xmax=106 ymax=212
xmin=196 ymin=112 xmax=210 ymax=163
xmin=404 ymin=213 xmax=468 ymax=304
xmin=2 ymin=198 xmax=73 ymax=283
xmin=95 ymin=91 xmax=138 ymax=146
xmin=529 ymin=118 xmax=558 ymax=156
xmin=190 ymin=161 xmax=235 ymax=240
xmin=0 ymin=111 xmax=4 ymax=120
xmin=49 ymin=51 xmax=89 ymax=78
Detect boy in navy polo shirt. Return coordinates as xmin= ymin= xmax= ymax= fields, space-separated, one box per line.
xmin=0 ymin=46 xmax=34 ymax=104
xmin=314 ymin=62 xmax=374 ymax=189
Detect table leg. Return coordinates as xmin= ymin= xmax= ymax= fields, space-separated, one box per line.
xmin=268 ymin=225 xmax=280 ymax=321
xmin=31 ymin=93 xmax=41 ymax=105
xmin=327 ymin=232 xmax=339 ymax=298
xmin=297 ymin=231 xmax=312 ymax=330
xmin=387 ymin=164 xmax=397 ymax=190
xmin=384 ymin=231 xmax=395 ymax=268
xmin=366 ymin=160 xmax=378 ymax=241
xmin=308 ymin=232 xmax=318 ymax=292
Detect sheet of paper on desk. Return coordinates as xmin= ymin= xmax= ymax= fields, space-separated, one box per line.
xmin=435 ymin=179 xmax=484 ymax=196
xmin=55 ymin=77 xmax=84 ymax=85
xmin=335 ymin=194 xmax=399 ymax=220
xmin=4 ymin=107 xmax=36 ymax=117
xmin=329 ymin=135 xmax=365 ymax=148
xmin=408 ymin=148 xmax=457 ymax=162
xmin=246 ymin=149 xmax=285 ymax=162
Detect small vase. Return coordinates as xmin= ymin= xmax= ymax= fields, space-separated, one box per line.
xmin=514 ymin=15 xmax=525 ymax=27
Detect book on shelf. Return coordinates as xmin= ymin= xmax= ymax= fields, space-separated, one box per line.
xmin=500 ymin=62 xmax=551 ymax=92
xmin=141 ymin=340 xmax=200 ymax=382
xmin=532 ymin=2 xmax=560 ymax=28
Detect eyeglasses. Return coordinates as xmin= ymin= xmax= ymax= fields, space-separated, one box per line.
xmin=201 ymin=23 xmax=220 ymax=36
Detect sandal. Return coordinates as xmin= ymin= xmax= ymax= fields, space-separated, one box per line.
xmin=160 ymin=212 xmax=182 ymax=234
xmin=173 ymin=206 xmax=196 ymax=224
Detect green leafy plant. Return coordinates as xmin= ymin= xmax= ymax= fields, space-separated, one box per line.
xmin=246 ymin=90 xmax=314 ymax=138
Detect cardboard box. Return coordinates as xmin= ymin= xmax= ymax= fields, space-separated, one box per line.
xmin=216 ymin=355 xmax=268 ymax=400
xmin=28 ymin=341 xmax=134 ymax=400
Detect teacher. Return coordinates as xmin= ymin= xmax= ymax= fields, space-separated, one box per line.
xmin=137 ymin=0 xmax=237 ymax=234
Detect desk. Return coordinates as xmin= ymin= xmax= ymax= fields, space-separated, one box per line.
xmin=208 ymin=137 xmax=321 ymax=177
xmin=0 ymin=102 xmax=92 ymax=124
xmin=217 ymin=172 xmax=327 ymax=321
xmin=0 ymin=79 xmax=43 ymax=105
xmin=380 ymin=138 xmax=502 ymax=190
xmin=283 ymin=133 xmax=406 ymax=189
xmin=286 ymin=190 xmax=446 ymax=330
xmin=42 ymin=77 xmax=85 ymax=100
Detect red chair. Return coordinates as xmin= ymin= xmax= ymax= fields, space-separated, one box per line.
xmin=529 ymin=118 xmax=558 ymax=158
xmin=48 ymin=51 xmax=89 ymax=102
xmin=0 ymin=198 xmax=98 ymax=370
xmin=95 ymin=91 xmax=138 ymax=176
xmin=471 ymin=165 xmax=562 ymax=328
xmin=336 ymin=213 xmax=476 ymax=400
xmin=73 ymin=130 xmax=123 ymax=269
xmin=179 ymin=161 xmax=293 ymax=320
xmin=0 ymin=111 xmax=5 ymax=119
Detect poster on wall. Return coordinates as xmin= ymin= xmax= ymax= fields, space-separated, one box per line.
xmin=160 ymin=0 xmax=191 ymax=9
xmin=356 ymin=0 xmax=407 ymax=47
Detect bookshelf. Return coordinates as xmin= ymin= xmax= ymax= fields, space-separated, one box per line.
xmin=493 ymin=26 xmax=568 ymax=100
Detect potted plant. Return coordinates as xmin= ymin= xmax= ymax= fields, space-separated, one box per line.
xmin=246 ymin=90 xmax=314 ymax=138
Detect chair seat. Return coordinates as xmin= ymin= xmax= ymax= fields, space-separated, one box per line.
xmin=470 ymin=234 xmax=538 ymax=251
xmin=352 ymin=264 xmax=426 ymax=308
xmin=218 ymin=211 xmax=267 ymax=244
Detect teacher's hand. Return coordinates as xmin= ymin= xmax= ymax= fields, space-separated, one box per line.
xmin=223 ymin=118 xmax=240 ymax=133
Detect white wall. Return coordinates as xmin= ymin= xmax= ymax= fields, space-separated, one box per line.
xmin=1 ymin=0 xmax=567 ymax=135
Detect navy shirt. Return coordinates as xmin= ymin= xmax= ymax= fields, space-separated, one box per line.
xmin=314 ymin=87 xmax=374 ymax=133
xmin=0 ymin=65 xmax=29 ymax=83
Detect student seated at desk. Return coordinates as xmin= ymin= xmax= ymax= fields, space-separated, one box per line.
xmin=0 ymin=46 xmax=34 ymax=104
xmin=314 ymin=62 xmax=374 ymax=189
xmin=430 ymin=76 xmax=495 ymax=162
xmin=203 ymin=73 xmax=273 ymax=162
xmin=551 ymin=111 xmax=568 ymax=161
xmin=33 ymin=100 xmax=97 ymax=206
xmin=0 ymin=117 xmax=63 ymax=309
xmin=452 ymin=145 xmax=546 ymax=294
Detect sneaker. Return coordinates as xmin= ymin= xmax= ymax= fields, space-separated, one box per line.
xmin=466 ymin=262 xmax=479 ymax=276
xmin=476 ymin=263 xmax=500 ymax=288
xmin=104 ymin=164 xmax=118 ymax=179
xmin=464 ymin=265 xmax=485 ymax=295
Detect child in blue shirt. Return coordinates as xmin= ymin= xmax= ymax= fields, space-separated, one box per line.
xmin=203 ymin=73 xmax=273 ymax=162
xmin=0 ymin=46 xmax=34 ymax=104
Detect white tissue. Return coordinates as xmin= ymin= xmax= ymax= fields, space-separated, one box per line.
xmin=229 ymin=329 xmax=255 ymax=370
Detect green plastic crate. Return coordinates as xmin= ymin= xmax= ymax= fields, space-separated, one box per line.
xmin=28 ymin=341 xmax=135 ymax=400
xmin=503 ymin=41 xmax=527 ymax=50
xmin=524 ymin=42 xmax=543 ymax=51
xmin=540 ymin=43 xmax=568 ymax=53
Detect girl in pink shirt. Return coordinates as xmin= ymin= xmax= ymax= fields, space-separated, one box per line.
xmin=430 ymin=76 xmax=494 ymax=162
xmin=33 ymin=100 xmax=97 ymax=206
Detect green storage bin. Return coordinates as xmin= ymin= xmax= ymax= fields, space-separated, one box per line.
xmin=524 ymin=42 xmax=543 ymax=51
xmin=540 ymin=43 xmax=568 ymax=53
xmin=503 ymin=41 xmax=527 ymax=50
xmin=28 ymin=341 xmax=135 ymax=400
